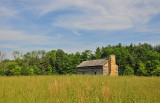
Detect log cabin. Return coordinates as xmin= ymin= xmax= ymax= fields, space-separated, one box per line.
xmin=77 ymin=55 xmax=118 ymax=76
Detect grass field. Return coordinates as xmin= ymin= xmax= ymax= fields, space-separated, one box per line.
xmin=0 ymin=75 xmax=160 ymax=103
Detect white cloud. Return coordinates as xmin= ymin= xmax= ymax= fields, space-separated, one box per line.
xmin=45 ymin=0 xmax=160 ymax=31
xmin=1 ymin=0 xmax=160 ymax=31
xmin=0 ymin=6 xmax=18 ymax=17
xmin=0 ymin=0 xmax=19 ymax=17
xmin=0 ymin=30 xmax=66 ymax=50
xmin=53 ymin=15 xmax=133 ymax=30
xmin=0 ymin=44 xmax=20 ymax=49
xmin=63 ymin=41 xmax=104 ymax=54
xmin=0 ymin=30 xmax=48 ymax=42
xmin=0 ymin=30 xmax=65 ymax=44
xmin=0 ymin=0 xmax=160 ymax=56
xmin=72 ymin=31 xmax=82 ymax=36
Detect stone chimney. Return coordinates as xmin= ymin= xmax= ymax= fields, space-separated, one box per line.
xmin=109 ymin=55 xmax=116 ymax=65
xmin=109 ymin=55 xmax=118 ymax=76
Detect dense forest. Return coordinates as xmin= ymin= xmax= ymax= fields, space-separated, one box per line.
xmin=0 ymin=43 xmax=160 ymax=76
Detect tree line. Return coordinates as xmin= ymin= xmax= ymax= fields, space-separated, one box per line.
xmin=0 ymin=43 xmax=160 ymax=76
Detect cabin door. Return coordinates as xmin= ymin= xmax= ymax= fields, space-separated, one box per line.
xmin=95 ymin=72 xmax=97 ymax=75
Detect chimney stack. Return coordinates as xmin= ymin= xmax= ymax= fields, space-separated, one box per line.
xmin=109 ymin=55 xmax=118 ymax=76
xmin=109 ymin=55 xmax=116 ymax=65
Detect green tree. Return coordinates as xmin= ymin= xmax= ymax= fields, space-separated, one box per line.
xmin=29 ymin=68 xmax=34 ymax=76
xmin=81 ymin=50 xmax=92 ymax=61
xmin=151 ymin=67 xmax=160 ymax=76
xmin=5 ymin=62 xmax=21 ymax=75
xmin=136 ymin=62 xmax=147 ymax=76
xmin=46 ymin=65 xmax=52 ymax=75
xmin=123 ymin=66 xmax=134 ymax=75
xmin=95 ymin=47 xmax=101 ymax=59
xmin=50 ymin=50 xmax=56 ymax=69
xmin=33 ymin=65 xmax=41 ymax=75
xmin=21 ymin=63 xmax=30 ymax=75
xmin=0 ymin=67 xmax=4 ymax=75
xmin=0 ymin=51 xmax=6 ymax=74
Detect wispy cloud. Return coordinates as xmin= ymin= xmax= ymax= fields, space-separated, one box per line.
xmin=0 ymin=0 xmax=19 ymax=17
xmin=1 ymin=0 xmax=160 ymax=31
xmin=0 ymin=0 xmax=160 ymax=57
xmin=72 ymin=31 xmax=82 ymax=36
xmin=0 ymin=44 xmax=20 ymax=49
xmin=0 ymin=30 xmax=47 ymax=41
xmin=0 ymin=5 xmax=18 ymax=17
xmin=0 ymin=30 xmax=64 ymax=50
xmin=49 ymin=0 xmax=160 ymax=31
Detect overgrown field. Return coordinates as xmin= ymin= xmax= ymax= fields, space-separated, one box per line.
xmin=0 ymin=75 xmax=160 ymax=103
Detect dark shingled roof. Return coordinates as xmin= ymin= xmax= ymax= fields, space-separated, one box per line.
xmin=77 ymin=59 xmax=108 ymax=67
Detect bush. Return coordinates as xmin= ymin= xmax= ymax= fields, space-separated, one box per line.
xmin=151 ymin=67 xmax=160 ymax=76
xmin=123 ymin=66 xmax=134 ymax=75
xmin=29 ymin=69 xmax=34 ymax=76
xmin=136 ymin=62 xmax=147 ymax=76
xmin=46 ymin=65 xmax=52 ymax=75
xmin=0 ymin=67 xmax=4 ymax=76
xmin=5 ymin=62 xmax=21 ymax=76
xmin=33 ymin=65 xmax=41 ymax=75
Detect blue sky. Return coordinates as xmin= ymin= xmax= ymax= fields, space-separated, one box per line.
xmin=0 ymin=0 xmax=160 ymax=58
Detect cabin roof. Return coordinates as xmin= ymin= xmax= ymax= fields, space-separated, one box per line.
xmin=77 ymin=59 xmax=108 ymax=67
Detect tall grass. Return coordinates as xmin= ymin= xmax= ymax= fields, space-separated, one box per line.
xmin=0 ymin=75 xmax=160 ymax=103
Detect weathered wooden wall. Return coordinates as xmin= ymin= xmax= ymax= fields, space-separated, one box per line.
xmin=77 ymin=66 xmax=103 ymax=75
xmin=103 ymin=62 xmax=109 ymax=75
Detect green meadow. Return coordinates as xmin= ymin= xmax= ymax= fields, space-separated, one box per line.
xmin=0 ymin=75 xmax=160 ymax=103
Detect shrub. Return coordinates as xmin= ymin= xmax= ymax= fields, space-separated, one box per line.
xmin=151 ymin=67 xmax=160 ymax=76
xmin=123 ymin=66 xmax=134 ymax=75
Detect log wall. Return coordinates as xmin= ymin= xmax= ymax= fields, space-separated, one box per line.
xmin=77 ymin=66 xmax=103 ymax=75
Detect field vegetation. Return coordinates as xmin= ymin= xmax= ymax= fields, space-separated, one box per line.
xmin=0 ymin=43 xmax=160 ymax=102
xmin=0 ymin=75 xmax=160 ymax=103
